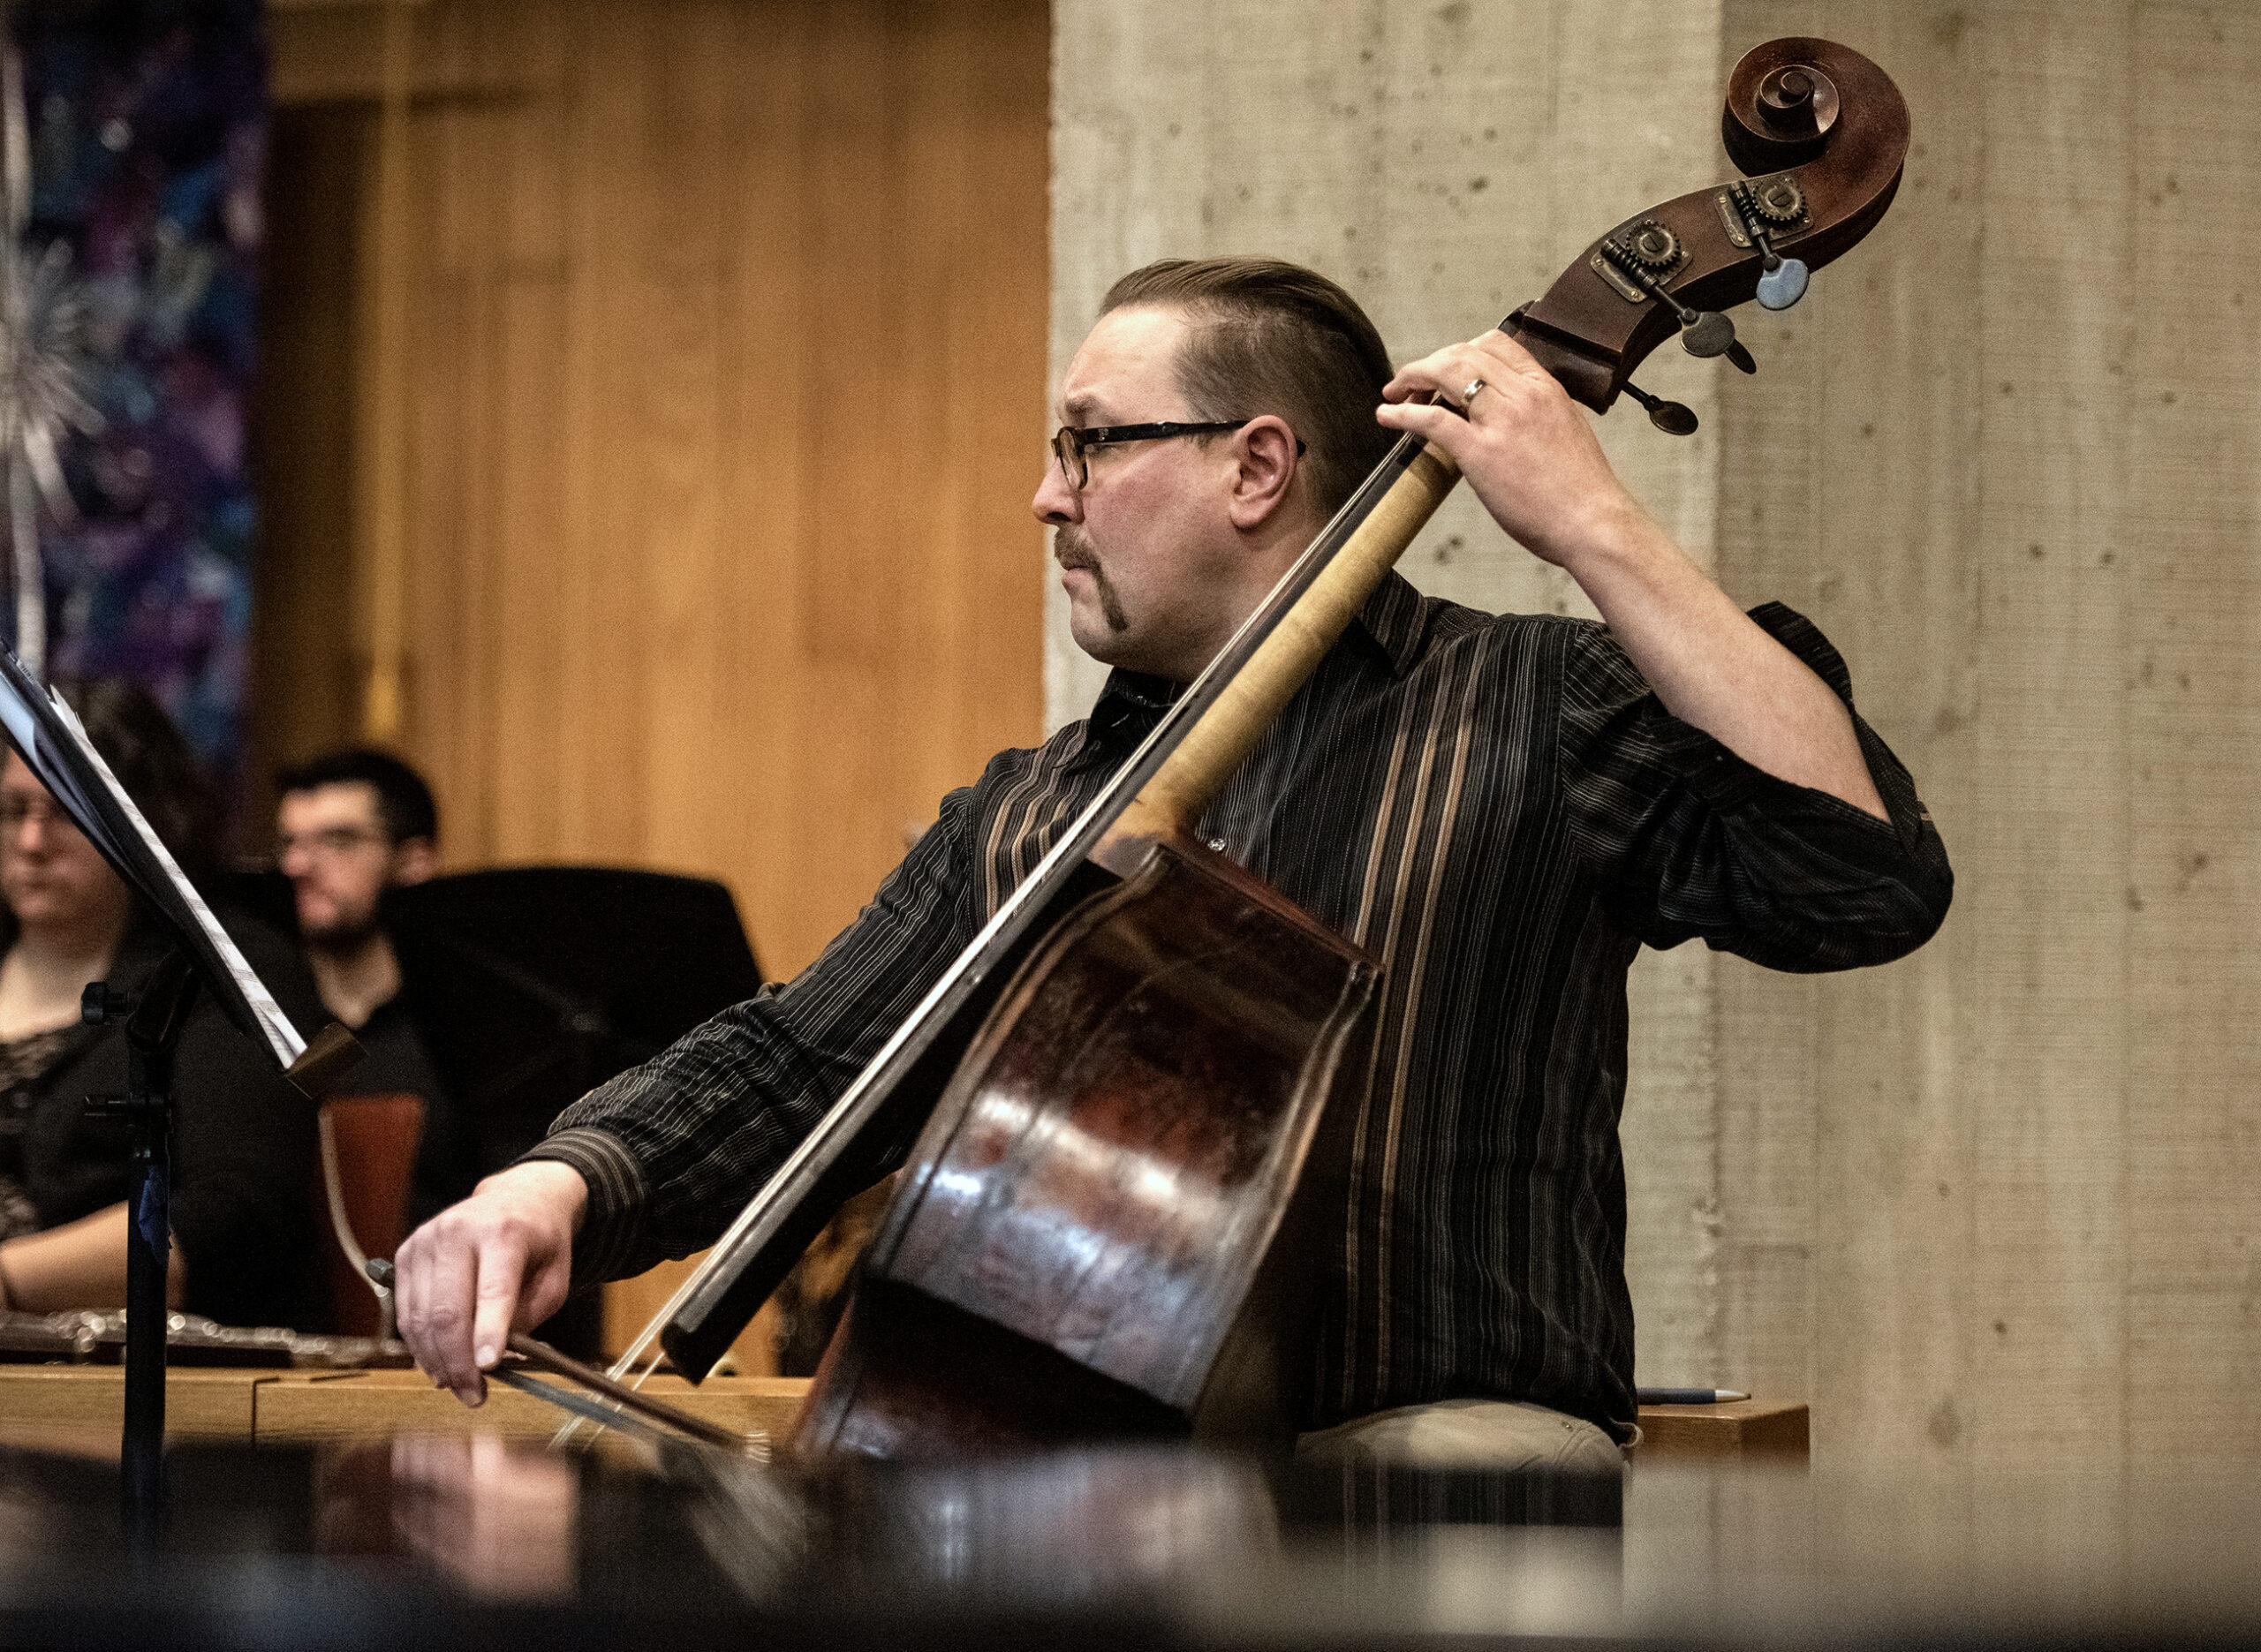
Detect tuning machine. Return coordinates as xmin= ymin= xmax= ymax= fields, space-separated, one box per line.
xmin=1595 ymin=233 xmax=1757 ymax=374
xmin=1726 ymin=177 xmax=1811 ymax=311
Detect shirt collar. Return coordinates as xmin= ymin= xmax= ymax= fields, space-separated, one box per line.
xmin=1354 ymin=569 xmax=1428 ymax=678
xmin=1079 ymin=668 xmax=1180 ymax=763
xmin=1078 ymin=570 xmax=1430 ymax=758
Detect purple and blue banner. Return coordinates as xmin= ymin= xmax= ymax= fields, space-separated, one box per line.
xmin=13 ymin=0 xmax=264 ymax=781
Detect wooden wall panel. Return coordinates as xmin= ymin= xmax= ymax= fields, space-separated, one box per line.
xmin=248 ymin=104 xmax=367 ymax=805
xmin=260 ymin=0 xmax=1050 ymax=1356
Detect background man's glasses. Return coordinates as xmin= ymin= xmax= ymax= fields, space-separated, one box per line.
xmin=1050 ymin=419 xmax=1255 ymax=489
xmin=277 ymin=826 xmax=390 ymax=859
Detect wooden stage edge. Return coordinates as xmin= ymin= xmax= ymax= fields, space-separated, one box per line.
xmin=0 ymin=1367 xmax=1806 ymax=1462
xmin=0 ymin=1366 xmax=807 ymax=1448
xmin=1633 ymin=1397 xmax=1809 ymax=1461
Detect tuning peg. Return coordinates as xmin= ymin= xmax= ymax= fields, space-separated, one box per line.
xmin=1680 ymin=310 xmax=1737 ymax=358
xmin=1729 ymin=180 xmax=1811 ymax=311
xmin=1622 ymin=381 xmax=1698 ymax=436
xmin=1598 ymin=235 xmax=1744 ymax=364
xmin=1650 ymin=283 xmax=1740 ymax=363
xmin=1756 ymin=256 xmax=1808 ymax=311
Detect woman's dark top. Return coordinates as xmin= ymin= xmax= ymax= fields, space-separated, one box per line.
xmin=0 ymin=1026 xmax=75 ymax=1239
xmin=0 ymin=912 xmax=328 ymax=1330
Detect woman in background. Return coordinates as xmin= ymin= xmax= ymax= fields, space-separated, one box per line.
xmin=0 ymin=681 xmax=325 ymax=1329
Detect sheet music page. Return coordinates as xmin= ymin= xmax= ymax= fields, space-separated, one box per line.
xmin=0 ymin=652 xmax=306 ymax=1068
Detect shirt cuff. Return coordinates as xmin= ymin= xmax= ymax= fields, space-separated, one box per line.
xmin=517 ymin=1126 xmax=649 ymax=1287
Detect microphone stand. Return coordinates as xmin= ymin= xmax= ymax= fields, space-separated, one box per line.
xmin=82 ymin=948 xmax=200 ymax=1548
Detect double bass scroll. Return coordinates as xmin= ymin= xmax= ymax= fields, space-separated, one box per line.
xmin=1506 ymin=37 xmax=1910 ymax=425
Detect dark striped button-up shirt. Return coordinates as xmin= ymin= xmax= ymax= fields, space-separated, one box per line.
xmin=534 ymin=571 xmax=1952 ymax=1437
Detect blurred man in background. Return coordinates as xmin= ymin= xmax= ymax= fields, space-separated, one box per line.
xmin=276 ymin=750 xmax=438 ymax=1041
xmin=276 ymin=750 xmax=455 ymax=1216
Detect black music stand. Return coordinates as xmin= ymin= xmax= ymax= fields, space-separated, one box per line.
xmin=387 ymin=868 xmax=761 ymax=1356
xmin=226 ymin=864 xmax=763 ymax=1358
xmin=0 ymin=654 xmax=356 ymax=1541
xmin=383 ymin=867 xmax=762 ymax=1173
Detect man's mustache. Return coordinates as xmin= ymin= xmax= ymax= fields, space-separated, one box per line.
xmin=1051 ymin=529 xmax=1128 ymax=631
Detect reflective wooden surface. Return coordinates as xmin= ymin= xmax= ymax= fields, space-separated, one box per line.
xmin=0 ymin=1416 xmax=2251 ymax=1649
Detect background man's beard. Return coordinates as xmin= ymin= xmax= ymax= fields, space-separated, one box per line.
xmin=1054 ymin=529 xmax=1128 ymax=632
xmin=302 ymin=911 xmax=382 ymax=953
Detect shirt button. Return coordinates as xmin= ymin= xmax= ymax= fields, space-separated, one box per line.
xmin=1208 ymin=837 xmax=1227 ymax=852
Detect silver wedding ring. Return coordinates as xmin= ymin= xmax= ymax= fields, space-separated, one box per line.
xmin=1462 ymin=376 xmax=1487 ymax=405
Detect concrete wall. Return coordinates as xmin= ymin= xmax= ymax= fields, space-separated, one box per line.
xmin=1050 ymin=0 xmax=2261 ymax=1469
xmin=1050 ymin=0 xmax=1737 ymax=1409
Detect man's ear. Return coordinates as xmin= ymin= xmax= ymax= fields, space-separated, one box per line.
xmin=390 ymin=836 xmax=439 ymax=886
xmin=1225 ymin=415 xmax=1301 ymax=532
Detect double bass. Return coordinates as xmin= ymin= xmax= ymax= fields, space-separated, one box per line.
xmin=604 ymin=36 xmax=1911 ymax=1458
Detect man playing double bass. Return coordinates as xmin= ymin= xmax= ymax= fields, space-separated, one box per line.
xmin=395 ymin=258 xmax=1950 ymax=1469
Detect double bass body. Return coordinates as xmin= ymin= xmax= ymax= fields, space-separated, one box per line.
xmin=793 ymin=833 xmax=1379 ymax=1458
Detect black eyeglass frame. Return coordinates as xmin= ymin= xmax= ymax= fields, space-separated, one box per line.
xmin=1051 ymin=419 xmax=1304 ymax=489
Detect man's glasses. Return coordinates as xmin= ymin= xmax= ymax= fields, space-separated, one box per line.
xmin=277 ymin=826 xmax=390 ymax=860
xmin=0 ymin=796 xmax=67 ymax=834
xmin=1051 ymin=419 xmax=1289 ymax=490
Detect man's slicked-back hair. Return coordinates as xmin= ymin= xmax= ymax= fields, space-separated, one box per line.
xmin=276 ymin=747 xmax=439 ymax=846
xmin=1100 ymin=257 xmax=1396 ymax=518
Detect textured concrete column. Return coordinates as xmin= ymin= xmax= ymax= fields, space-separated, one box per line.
xmin=1050 ymin=0 xmax=1733 ymax=1392
xmin=1051 ymin=1 xmax=2261 ymax=1474
xmin=1710 ymin=1 xmax=2261 ymax=1472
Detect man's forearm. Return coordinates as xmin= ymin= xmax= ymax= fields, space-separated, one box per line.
xmin=1558 ymin=502 xmax=1887 ymax=820
xmin=0 ymin=1203 xmax=186 ymax=1312
xmin=516 ymin=1125 xmax=647 ymax=1284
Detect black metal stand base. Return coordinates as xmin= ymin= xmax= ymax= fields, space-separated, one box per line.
xmin=83 ymin=951 xmax=199 ymax=1550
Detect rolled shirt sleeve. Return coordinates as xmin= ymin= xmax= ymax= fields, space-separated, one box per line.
xmin=1557 ymin=601 xmax=1953 ymax=972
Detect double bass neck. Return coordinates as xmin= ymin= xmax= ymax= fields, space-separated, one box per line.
xmin=1097 ymin=434 xmax=1462 ymax=862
